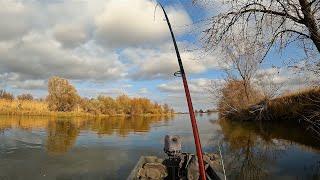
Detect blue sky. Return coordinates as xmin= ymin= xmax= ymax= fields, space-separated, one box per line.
xmin=0 ymin=0 xmax=317 ymax=112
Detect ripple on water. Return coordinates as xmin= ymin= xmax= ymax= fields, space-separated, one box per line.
xmin=0 ymin=129 xmax=44 ymax=154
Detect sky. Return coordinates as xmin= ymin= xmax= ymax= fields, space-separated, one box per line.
xmin=0 ymin=0 xmax=318 ymax=112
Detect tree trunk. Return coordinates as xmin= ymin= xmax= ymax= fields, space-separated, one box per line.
xmin=299 ymin=0 xmax=320 ymax=52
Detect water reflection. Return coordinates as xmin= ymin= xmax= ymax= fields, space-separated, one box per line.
xmin=47 ymin=120 xmax=80 ymax=154
xmin=89 ymin=115 xmax=171 ymax=137
xmin=0 ymin=114 xmax=319 ymax=179
xmin=0 ymin=115 xmax=173 ymax=154
xmin=217 ymin=119 xmax=320 ymax=180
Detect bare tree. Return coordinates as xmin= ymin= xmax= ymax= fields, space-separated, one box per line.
xmin=254 ymin=67 xmax=283 ymax=98
xmin=197 ymin=0 xmax=320 ymax=57
xmin=222 ymin=36 xmax=264 ymax=99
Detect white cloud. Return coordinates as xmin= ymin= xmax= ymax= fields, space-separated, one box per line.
xmin=80 ymin=87 xmax=128 ymax=98
xmin=9 ymin=80 xmax=46 ymax=90
xmin=157 ymin=78 xmax=216 ymax=111
xmin=158 ymin=78 xmax=212 ymax=94
xmin=0 ymin=32 xmax=126 ymax=85
xmin=0 ymin=1 xmax=33 ymax=40
xmin=138 ymin=88 xmax=149 ymax=94
xmin=121 ymin=42 xmax=225 ymax=80
xmin=53 ymin=24 xmax=88 ymax=48
xmin=94 ymin=0 xmax=192 ymax=47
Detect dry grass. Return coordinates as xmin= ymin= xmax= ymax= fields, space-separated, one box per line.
xmin=218 ymin=80 xmax=264 ymax=116
xmin=0 ymin=99 xmax=174 ymax=117
xmin=0 ymin=99 xmax=49 ymax=115
xmin=223 ymin=86 xmax=320 ymax=137
xmin=252 ymin=87 xmax=320 ymax=122
xmin=0 ymin=99 xmax=91 ymax=117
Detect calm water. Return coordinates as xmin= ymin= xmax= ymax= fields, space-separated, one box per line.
xmin=0 ymin=114 xmax=319 ymax=180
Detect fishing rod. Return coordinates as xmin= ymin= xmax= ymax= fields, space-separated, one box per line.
xmin=158 ymin=3 xmax=206 ymax=180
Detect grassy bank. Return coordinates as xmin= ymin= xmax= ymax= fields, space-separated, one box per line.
xmin=222 ymin=87 xmax=320 ymax=136
xmin=0 ymin=77 xmax=174 ymax=117
xmin=0 ymin=99 xmax=174 ymax=117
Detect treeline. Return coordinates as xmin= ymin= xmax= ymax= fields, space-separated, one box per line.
xmin=0 ymin=90 xmax=34 ymax=101
xmin=0 ymin=76 xmax=174 ymax=116
xmin=80 ymin=95 xmax=173 ymax=116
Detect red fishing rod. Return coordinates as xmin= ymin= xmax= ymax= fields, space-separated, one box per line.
xmin=158 ymin=4 xmax=206 ymax=180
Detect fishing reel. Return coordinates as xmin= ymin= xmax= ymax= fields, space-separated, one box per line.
xmin=174 ymin=71 xmax=182 ymax=77
xmin=164 ymin=135 xmax=182 ymax=158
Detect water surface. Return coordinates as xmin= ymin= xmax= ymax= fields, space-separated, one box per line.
xmin=0 ymin=114 xmax=319 ymax=179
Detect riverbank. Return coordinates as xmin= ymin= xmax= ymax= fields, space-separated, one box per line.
xmin=0 ymin=99 xmax=174 ymax=117
xmin=222 ymin=87 xmax=320 ymax=136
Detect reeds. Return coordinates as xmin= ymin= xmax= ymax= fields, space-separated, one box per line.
xmin=0 ymin=99 xmax=49 ymax=116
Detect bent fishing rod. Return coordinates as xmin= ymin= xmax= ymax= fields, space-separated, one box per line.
xmin=158 ymin=3 xmax=206 ymax=180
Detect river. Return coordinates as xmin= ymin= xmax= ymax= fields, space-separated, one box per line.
xmin=0 ymin=114 xmax=319 ymax=179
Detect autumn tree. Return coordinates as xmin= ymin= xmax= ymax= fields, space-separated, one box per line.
xmin=97 ymin=96 xmax=118 ymax=115
xmin=130 ymin=98 xmax=144 ymax=115
xmin=115 ymin=95 xmax=131 ymax=114
xmin=218 ymin=80 xmax=263 ymax=114
xmin=80 ymin=98 xmax=102 ymax=115
xmin=17 ymin=93 xmax=33 ymax=101
xmin=79 ymin=94 xmax=172 ymax=116
xmin=47 ymin=76 xmax=80 ymax=112
xmin=163 ymin=104 xmax=170 ymax=114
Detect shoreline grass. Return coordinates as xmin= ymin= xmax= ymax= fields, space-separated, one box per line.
xmin=0 ymin=99 xmax=174 ymax=118
xmin=221 ymin=87 xmax=320 ymax=137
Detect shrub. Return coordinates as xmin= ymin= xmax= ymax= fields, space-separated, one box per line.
xmin=17 ymin=93 xmax=33 ymax=101
xmin=97 ymin=96 xmax=118 ymax=115
xmin=116 ymin=95 xmax=132 ymax=114
xmin=47 ymin=76 xmax=80 ymax=112
xmin=0 ymin=89 xmax=14 ymax=100
xmin=218 ymin=80 xmax=263 ymax=115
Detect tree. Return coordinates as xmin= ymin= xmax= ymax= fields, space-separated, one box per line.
xmin=255 ymin=67 xmax=283 ymax=98
xmin=97 ymin=96 xmax=118 ymax=115
xmin=116 ymin=95 xmax=132 ymax=114
xmin=130 ymin=98 xmax=144 ymax=115
xmin=17 ymin=93 xmax=33 ymax=101
xmin=199 ymin=0 xmax=320 ymax=56
xmin=47 ymin=76 xmax=80 ymax=112
xmin=163 ymin=104 xmax=170 ymax=114
xmin=0 ymin=89 xmax=14 ymax=100
xmin=222 ymin=36 xmax=263 ymax=100
xmin=218 ymin=80 xmax=263 ymax=114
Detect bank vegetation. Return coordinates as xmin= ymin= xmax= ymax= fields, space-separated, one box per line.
xmin=0 ymin=77 xmax=174 ymax=117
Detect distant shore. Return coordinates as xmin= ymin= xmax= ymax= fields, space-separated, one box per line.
xmin=0 ymin=99 xmax=174 ymax=118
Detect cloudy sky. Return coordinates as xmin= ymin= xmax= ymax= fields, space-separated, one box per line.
xmin=0 ymin=0 xmax=317 ymax=111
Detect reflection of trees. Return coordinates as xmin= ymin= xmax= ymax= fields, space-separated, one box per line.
xmin=90 ymin=115 xmax=173 ymax=137
xmin=213 ymin=119 xmax=320 ymax=180
xmin=217 ymin=119 xmax=284 ymax=180
xmin=46 ymin=120 xmax=80 ymax=155
xmin=0 ymin=116 xmax=51 ymax=131
xmin=0 ymin=115 xmax=174 ymax=154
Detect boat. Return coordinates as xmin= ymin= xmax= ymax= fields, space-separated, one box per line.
xmin=127 ymin=135 xmax=224 ymax=180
